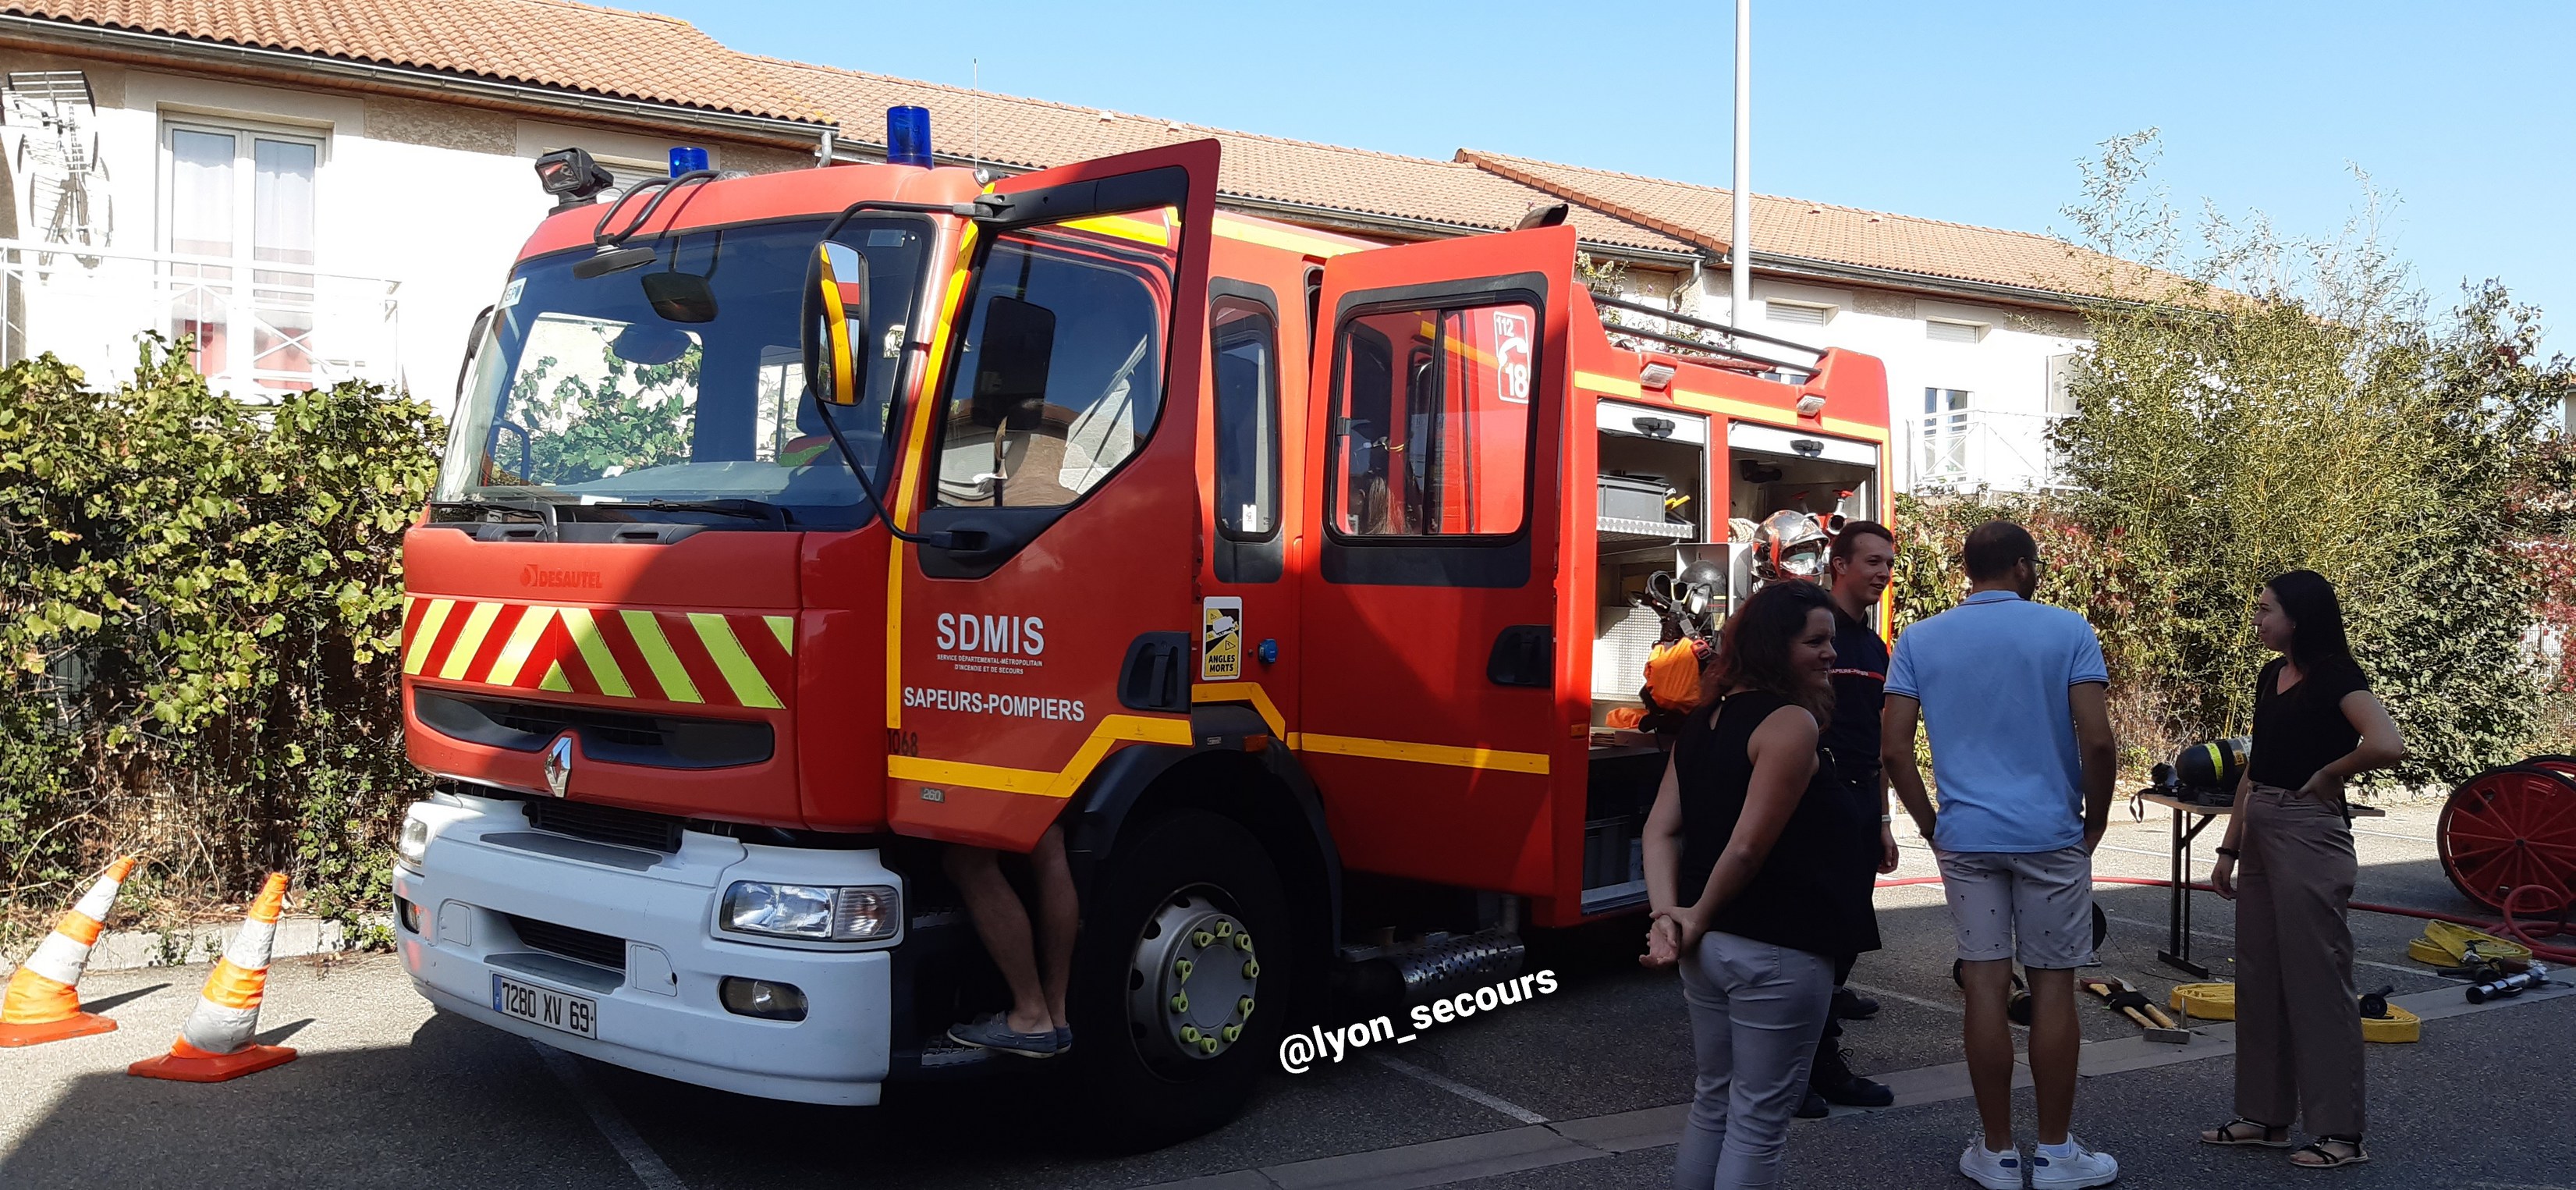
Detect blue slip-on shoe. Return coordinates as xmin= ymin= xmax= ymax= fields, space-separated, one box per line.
xmin=947 ymin=1014 xmax=1059 ymax=1059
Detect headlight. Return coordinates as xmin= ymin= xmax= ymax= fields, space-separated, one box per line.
xmin=721 ymin=882 xmax=899 ymax=942
xmin=396 ymin=811 xmax=431 ymax=872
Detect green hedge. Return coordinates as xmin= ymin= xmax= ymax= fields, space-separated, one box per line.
xmin=1 ymin=346 xmax=442 ymax=943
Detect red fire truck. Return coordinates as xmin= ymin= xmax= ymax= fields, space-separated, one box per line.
xmin=392 ymin=125 xmax=1889 ymax=1145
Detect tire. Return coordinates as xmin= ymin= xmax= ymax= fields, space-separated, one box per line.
xmin=1070 ymin=808 xmax=1291 ymax=1151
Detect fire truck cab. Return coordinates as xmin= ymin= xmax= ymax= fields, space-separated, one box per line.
xmin=392 ymin=132 xmax=1889 ymax=1146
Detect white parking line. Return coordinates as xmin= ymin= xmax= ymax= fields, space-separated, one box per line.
xmin=532 ymin=1040 xmax=689 ymax=1190
xmin=1372 ymin=1054 xmax=1550 ymax=1124
xmin=1842 ymin=980 xmax=1964 ymax=1015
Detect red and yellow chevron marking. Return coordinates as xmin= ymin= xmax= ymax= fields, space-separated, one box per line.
xmin=401 ymin=597 xmax=795 ymax=709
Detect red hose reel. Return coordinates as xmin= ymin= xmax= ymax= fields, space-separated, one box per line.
xmin=2438 ymin=758 xmax=2576 ymax=917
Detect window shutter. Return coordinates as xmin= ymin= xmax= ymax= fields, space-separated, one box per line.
xmin=1765 ymin=300 xmax=1830 ymax=325
xmin=1925 ymin=319 xmax=1982 ymax=343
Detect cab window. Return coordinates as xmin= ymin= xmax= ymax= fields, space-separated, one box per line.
xmin=932 ymin=213 xmax=1178 ymax=509
xmin=1212 ymin=297 xmax=1279 ymax=539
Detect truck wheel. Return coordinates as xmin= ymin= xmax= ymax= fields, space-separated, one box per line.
xmin=1071 ymin=808 xmax=1289 ymax=1150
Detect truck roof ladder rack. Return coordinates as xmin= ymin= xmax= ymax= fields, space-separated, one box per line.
xmin=1588 ymin=292 xmax=1825 ymax=373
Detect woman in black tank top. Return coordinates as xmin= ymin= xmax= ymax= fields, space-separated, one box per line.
xmin=1641 ymin=581 xmax=1882 ymax=1188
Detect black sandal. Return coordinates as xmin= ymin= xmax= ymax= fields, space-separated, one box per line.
xmin=2200 ymin=1118 xmax=2292 ymax=1147
xmin=2291 ymin=1136 xmax=2368 ymax=1169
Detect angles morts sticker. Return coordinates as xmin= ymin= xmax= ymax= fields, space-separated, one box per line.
xmin=1201 ymin=596 xmax=1242 ymax=681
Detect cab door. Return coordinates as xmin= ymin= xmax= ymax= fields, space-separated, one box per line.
xmin=885 ymin=142 xmax=1220 ymax=851
xmin=1298 ymin=226 xmax=1576 ymax=895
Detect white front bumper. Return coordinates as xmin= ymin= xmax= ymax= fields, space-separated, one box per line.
xmin=395 ymin=792 xmax=898 ymax=1106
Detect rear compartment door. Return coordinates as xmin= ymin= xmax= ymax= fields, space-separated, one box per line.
xmin=1298 ymin=226 xmax=1577 ymax=896
xmin=885 ymin=142 xmax=1220 ymax=851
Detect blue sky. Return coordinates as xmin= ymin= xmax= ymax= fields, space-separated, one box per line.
xmin=662 ymin=1 xmax=2570 ymax=351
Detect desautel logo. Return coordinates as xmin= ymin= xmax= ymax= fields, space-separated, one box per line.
xmin=520 ymin=564 xmax=604 ymax=590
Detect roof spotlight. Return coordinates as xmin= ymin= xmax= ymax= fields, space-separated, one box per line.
xmin=535 ymin=147 xmax=616 ymax=211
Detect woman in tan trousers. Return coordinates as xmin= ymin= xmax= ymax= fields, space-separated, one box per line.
xmin=2202 ymin=570 xmax=2405 ymax=1170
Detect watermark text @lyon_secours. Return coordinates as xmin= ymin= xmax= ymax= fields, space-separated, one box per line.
xmin=1278 ymin=971 xmax=1559 ymax=1073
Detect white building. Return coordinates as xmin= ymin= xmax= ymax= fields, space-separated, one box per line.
xmin=0 ymin=0 xmax=2170 ymax=493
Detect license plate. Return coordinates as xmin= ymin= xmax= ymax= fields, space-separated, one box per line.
xmin=491 ymin=973 xmax=597 ymax=1039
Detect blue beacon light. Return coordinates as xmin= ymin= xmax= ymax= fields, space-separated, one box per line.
xmin=668 ymin=146 xmax=709 ymax=176
xmin=886 ymin=105 xmax=933 ymax=168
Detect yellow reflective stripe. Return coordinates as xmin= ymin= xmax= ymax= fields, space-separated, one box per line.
xmin=438 ymin=602 xmax=503 ymax=680
xmin=621 ymin=610 xmax=701 ymax=704
xmin=1294 ymin=733 xmax=1551 ymax=775
xmin=889 ymin=716 xmax=1193 ymax=800
xmin=559 ymin=608 xmax=634 ymax=699
xmin=1669 ymin=388 xmax=1890 ymax=444
xmin=1214 ymin=215 xmax=1361 ymax=258
xmin=404 ymin=599 xmax=455 ymax=676
xmin=1190 ymin=681 xmax=1286 ymax=739
xmin=1574 ymin=370 xmax=1644 ymax=399
xmin=484 ymin=606 xmax=556 ymax=687
xmin=538 ymin=660 xmax=573 ymax=694
xmin=890 ymin=227 xmax=980 ymax=729
xmin=765 ymin=615 xmax=794 ymax=654
xmin=690 ymin=613 xmax=780 ymax=709
xmin=1061 ymin=208 xmax=1174 ymax=247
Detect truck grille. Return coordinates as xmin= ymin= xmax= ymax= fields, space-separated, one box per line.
xmin=524 ymin=798 xmax=684 ymax=853
xmin=505 ymin=915 xmax=628 ymax=971
xmin=413 ymin=691 xmax=772 ymax=769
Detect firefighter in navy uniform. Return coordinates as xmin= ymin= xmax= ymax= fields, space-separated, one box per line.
xmin=1799 ymin=520 xmax=1902 ymax=1116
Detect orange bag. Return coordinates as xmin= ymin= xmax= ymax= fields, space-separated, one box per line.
xmin=1645 ymin=638 xmax=1704 ymax=709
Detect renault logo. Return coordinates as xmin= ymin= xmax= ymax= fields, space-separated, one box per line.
xmin=545 ymin=735 xmax=574 ymax=798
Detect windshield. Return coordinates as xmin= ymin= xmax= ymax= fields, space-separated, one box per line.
xmin=438 ymin=216 xmax=931 ymax=528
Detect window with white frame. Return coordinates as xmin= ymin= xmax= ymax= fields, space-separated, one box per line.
xmin=1925 ymin=318 xmax=1984 ymax=344
xmin=162 ymin=120 xmax=322 ymax=390
xmin=1922 ymin=387 xmax=1971 ymax=479
xmin=2045 ymin=353 xmax=2079 ymax=416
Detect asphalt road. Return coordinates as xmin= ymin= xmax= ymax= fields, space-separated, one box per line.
xmin=7 ymin=802 xmax=2572 ymax=1190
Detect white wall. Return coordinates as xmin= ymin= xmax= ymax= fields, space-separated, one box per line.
xmin=4 ymin=58 xmax=792 ymax=418
xmin=1666 ymin=272 xmax=2090 ymax=494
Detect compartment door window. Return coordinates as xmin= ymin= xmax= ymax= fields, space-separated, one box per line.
xmin=1212 ymin=298 xmax=1279 ymax=538
xmin=1329 ymin=303 xmax=1534 ymax=538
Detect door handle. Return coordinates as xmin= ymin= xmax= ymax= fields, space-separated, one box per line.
xmin=1487 ymin=625 xmax=1552 ymax=688
xmin=1119 ymin=631 xmax=1191 ymax=712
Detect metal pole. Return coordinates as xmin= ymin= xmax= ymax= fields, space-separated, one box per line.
xmin=1731 ymin=0 xmax=1751 ymax=331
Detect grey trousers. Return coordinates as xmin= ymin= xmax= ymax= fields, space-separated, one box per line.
xmin=1675 ymin=931 xmax=1835 ymax=1190
xmin=2234 ymin=783 xmax=2367 ymax=1137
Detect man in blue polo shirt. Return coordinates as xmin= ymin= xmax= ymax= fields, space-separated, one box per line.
xmin=1882 ymin=520 xmax=2120 ymax=1190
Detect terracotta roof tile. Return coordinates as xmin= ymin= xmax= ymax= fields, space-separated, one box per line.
xmin=758 ymin=58 xmax=1697 ymax=256
xmin=1458 ymin=149 xmax=2180 ymax=302
xmin=2 ymin=0 xmax=820 ymax=119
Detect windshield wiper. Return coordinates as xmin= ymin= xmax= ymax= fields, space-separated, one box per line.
xmin=429 ymin=497 xmax=562 ymax=530
xmin=625 ymin=498 xmax=790 ymax=528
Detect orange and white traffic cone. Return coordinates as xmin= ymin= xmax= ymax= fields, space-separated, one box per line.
xmin=128 ymin=872 xmax=297 ymax=1082
xmin=0 ymin=854 xmax=139 ymax=1047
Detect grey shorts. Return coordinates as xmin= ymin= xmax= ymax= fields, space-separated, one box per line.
xmin=1936 ymin=845 xmax=2095 ymax=969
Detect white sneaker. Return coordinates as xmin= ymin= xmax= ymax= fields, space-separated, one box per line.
xmin=1958 ymin=1140 xmax=2025 ymax=1190
xmin=2030 ymin=1135 xmax=2119 ymax=1188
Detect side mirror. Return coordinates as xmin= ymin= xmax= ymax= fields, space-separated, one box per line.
xmin=969 ymin=294 xmax=1055 ymax=431
xmin=801 ymin=243 xmax=868 ymax=406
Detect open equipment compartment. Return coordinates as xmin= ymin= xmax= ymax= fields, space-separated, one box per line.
xmin=1724 ymin=420 xmax=1879 ymax=607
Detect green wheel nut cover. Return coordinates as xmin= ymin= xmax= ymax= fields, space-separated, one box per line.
xmin=1243 ymin=959 xmax=1260 ymax=979
xmin=1175 ymin=957 xmax=1193 ymax=982
xmin=1193 ymin=931 xmax=1215 ymax=947
xmin=1180 ymin=1025 xmax=1201 ymax=1043
xmin=1215 ymin=921 xmax=1233 ymax=939
xmin=1170 ymin=992 xmax=1188 ymax=1013
xmin=1234 ymin=932 xmax=1253 ymax=950
xmin=1238 ymin=996 xmax=1255 ymax=1018
xmin=1221 ymin=1024 xmax=1241 ymax=1043
xmin=1200 ymin=1036 xmax=1219 ymax=1054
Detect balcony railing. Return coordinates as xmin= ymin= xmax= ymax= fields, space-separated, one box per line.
xmin=0 ymin=238 xmax=401 ymax=399
xmin=1916 ymin=407 xmax=2074 ymax=492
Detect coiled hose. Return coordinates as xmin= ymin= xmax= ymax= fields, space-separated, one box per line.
xmin=1872 ymin=875 xmax=2576 ymax=964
